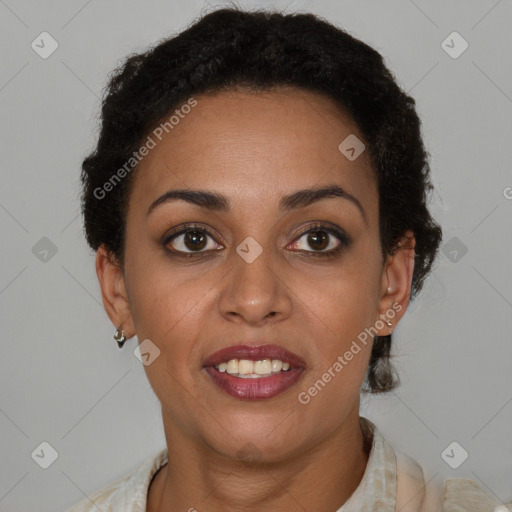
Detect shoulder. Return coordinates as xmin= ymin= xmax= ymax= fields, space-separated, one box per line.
xmin=365 ymin=418 xmax=511 ymax=511
xmin=394 ymin=449 xmax=444 ymax=511
xmin=64 ymin=448 xmax=168 ymax=512
xmin=443 ymin=478 xmax=512 ymax=511
xmin=394 ymin=448 xmax=512 ymax=511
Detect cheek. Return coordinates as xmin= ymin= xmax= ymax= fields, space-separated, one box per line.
xmin=290 ymin=257 xmax=380 ymax=405
xmin=294 ymin=275 xmax=375 ymax=415
xmin=295 ymin=260 xmax=381 ymax=351
xmin=127 ymin=269 xmax=212 ymax=424
xmin=126 ymin=249 xmax=207 ymax=337
xmin=124 ymin=255 xmax=207 ymax=377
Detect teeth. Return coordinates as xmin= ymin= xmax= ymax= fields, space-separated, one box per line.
xmin=271 ymin=359 xmax=282 ymax=372
xmin=226 ymin=359 xmax=238 ymax=374
xmin=238 ymin=359 xmax=254 ymax=375
xmin=254 ymin=359 xmax=272 ymax=374
xmin=215 ymin=358 xmax=292 ymax=377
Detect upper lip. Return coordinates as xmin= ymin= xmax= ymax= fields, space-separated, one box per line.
xmin=203 ymin=344 xmax=306 ymax=369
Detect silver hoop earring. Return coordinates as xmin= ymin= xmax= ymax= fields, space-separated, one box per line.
xmin=385 ymin=319 xmax=393 ymax=327
xmin=113 ymin=329 xmax=127 ymax=349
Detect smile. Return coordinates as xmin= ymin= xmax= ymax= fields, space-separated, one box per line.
xmin=203 ymin=344 xmax=306 ymax=400
xmin=215 ymin=358 xmax=291 ymax=376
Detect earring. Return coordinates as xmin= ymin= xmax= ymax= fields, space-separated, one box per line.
xmin=113 ymin=328 xmax=127 ymax=349
xmin=385 ymin=319 xmax=393 ymax=327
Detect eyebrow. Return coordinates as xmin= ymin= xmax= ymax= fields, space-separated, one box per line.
xmin=147 ymin=184 xmax=367 ymax=224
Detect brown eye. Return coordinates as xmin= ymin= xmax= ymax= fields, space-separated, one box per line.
xmin=288 ymin=222 xmax=351 ymax=258
xmin=165 ymin=226 xmax=220 ymax=254
xmin=182 ymin=230 xmax=208 ymax=251
xmin=291 ymin=228 xmax=341 ymax=253
xmin=306 ymin=230 xmax=330 ymax=251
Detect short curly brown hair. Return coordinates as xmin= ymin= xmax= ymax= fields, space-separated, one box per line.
xmin=81 ymin=7 xmax=443 ymax=393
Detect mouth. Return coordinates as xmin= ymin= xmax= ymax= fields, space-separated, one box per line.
xmin=202 ymin=344 xmax=306 ymax=400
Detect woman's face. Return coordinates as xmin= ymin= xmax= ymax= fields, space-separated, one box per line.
xmin=98 ymin=86 xmax=413 ymax=462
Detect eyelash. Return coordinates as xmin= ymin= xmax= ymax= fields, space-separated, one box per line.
xmin=162 ymin=222 xmax=351 ymax=259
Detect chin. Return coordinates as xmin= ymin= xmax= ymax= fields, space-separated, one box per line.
xmin=198 ymin=412 xmax=310 ymax=464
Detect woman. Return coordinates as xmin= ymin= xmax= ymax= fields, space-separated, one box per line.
xmin=66 ymin=7 xmax=500 ymax=511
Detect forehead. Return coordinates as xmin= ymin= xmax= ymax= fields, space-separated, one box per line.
xmin=128 ymin=86 xmax=377 ymax=217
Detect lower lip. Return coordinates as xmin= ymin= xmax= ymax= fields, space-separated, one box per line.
xmin=203 ymin=366 xmax=304 ymax=400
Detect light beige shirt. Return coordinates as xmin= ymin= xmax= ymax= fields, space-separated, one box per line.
xmin=65 ymin=417 xmax=510 ymax=511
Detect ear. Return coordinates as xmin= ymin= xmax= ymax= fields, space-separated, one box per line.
xmin=375 ymin=230 xmax=416 ymax=336
xmin=95 ymin=245 xmax=135 ymax=339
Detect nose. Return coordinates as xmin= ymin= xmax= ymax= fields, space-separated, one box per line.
xmin=218 ymin=240 xmax=292 ymax=326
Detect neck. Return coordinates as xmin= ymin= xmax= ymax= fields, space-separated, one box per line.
xmin=147 ymin=411 xmax=371 ymax=512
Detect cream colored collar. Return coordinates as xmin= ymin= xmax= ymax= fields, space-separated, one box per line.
xmin=339 ymin=417 xmax=512 ymax=512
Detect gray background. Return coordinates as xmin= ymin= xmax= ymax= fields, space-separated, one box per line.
xmin=1 ymin=0 xmax=511 ymax=510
